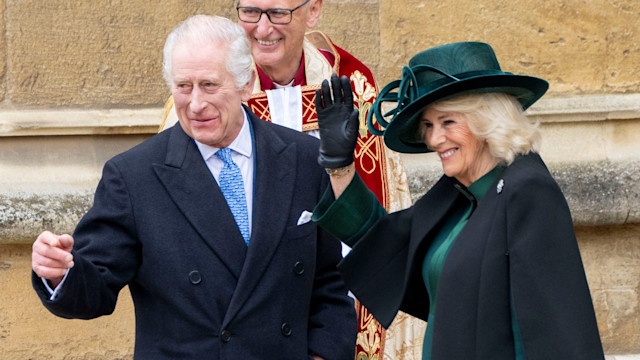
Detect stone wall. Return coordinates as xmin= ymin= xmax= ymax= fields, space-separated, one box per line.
xmin=378 ymin=0 xmax=640 ymax=92
xmin=0 ymin=0 xmax=638 ymax=358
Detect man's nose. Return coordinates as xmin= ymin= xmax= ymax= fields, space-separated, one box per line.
xmin=254 ymin=13 xmax=273 ymax=37
xmin=189 ymin=88 xmax=207 ymax=113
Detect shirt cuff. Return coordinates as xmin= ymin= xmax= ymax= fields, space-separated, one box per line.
xmin=42 ymin=270 xmax=69 ymax=301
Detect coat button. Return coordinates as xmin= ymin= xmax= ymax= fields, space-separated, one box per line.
xmin=281 ymin=323 xmax=292 ymax=337
xmin=220 ymin=329 xmax=232 ymax=343
xmin=293 ymin=261 xmax=304 ymax=275
xmin=188 ymin=270 xmax=201 ymax=285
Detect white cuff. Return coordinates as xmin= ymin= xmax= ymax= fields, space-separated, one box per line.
xmin=42 ymin=270 xmax=69 ymax=301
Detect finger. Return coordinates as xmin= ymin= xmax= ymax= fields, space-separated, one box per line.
xmin=32 ymin=252 xmax=74 ymax=270
xmin=58 ymin=234 xmax=74 ymax=251
xmin=36 ymin=230 xmax=59 ymax=248
xmin=32 ymin=249 xmax=74 ymax=281
xmin=35 ymin=231 xmax=74 ymax=253
xmin=347 ymin=109 xmax=360 ymax=137
xmin=315 ymin=79 xmax=331 ymax=110
xmin=340 ymin=75 xmax=354 ymax=105
xmin=321 ymin=78 xmax=332 ymax=106
xmin=314 ymin=89 xmax=323 ymax=110
xmin=32 ymin=263 xmax=69 ymax=280
xmin=330 ymin=73 xmax=341 ymax=104
xmin=33 ymin=238 xmax=73 ymax=263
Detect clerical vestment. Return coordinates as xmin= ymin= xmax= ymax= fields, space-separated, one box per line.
xmin=246 ymin=31 xmax=420 ymax=360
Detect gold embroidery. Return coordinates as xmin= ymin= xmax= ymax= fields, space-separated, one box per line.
xmin=351 ymin=71 xmax=377 ymax=137
xmin=246 ymin=39 xmax=415 ymax=360
xmin=357 ymin=305 xmax=383 ymax=360
xmin=247 ymin=95 xmax=272 ymax=122
xmin=356 ymin=136 xmax=381 ymax=175
xmin=351 ymin=70 xmax=377 ymax=102
xmin=301 ymin=86 xmax=320 ymax=130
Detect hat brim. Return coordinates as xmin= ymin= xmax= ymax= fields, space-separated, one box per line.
xmin=383 ymin=74 xmax=549 ymax=153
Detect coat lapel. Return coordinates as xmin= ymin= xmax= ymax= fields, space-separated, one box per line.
xmin=223 ymin=109 xmax=297 ymax=326
xmin=408 ymin=176 xmax=462 ymax=256
xmin=152 ymin=125 xmax=247 ymax=280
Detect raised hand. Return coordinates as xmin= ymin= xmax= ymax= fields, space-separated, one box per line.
xmin=315 ymin=74 xmax=360 ymax=169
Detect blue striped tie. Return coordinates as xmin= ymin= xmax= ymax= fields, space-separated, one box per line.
xmin=215 ymin=148 xmax=250 ymax=245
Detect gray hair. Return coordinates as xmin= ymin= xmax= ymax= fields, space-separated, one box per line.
xmin=162 ymin=15 xmax=253 ymax=89
xmin=421 ymin=93 xmax=541 ymax=165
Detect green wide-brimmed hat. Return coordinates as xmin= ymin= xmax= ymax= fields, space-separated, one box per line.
xmin=367 ymin=41 xmax=549 ymax=153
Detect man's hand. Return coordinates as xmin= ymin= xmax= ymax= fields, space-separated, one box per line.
xmin=315 ymin=73 xmax=360 ymax=169
xmin=32 ymin=231 xmax=75 ymax=288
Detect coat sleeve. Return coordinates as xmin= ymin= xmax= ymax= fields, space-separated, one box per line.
xmin=312 ymin=173 xmax=387 ymax=246
xmin=32 ymin=158 xmax=140 ymax=319
xmin=506 ymin=172 xmax=604 ymax=359
xmin=339 ymin=209 xmax=415 ymax=329
xmin=313 ymin=172 xmax=414 ymax=329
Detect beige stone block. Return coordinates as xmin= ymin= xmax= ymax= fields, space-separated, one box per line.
xmin=4 ymin=1 xmax=234 ymax=107
xmin=379 ymin=0 xmax=640 ymax=94
xmin=0 ymin=134 xmax=148 ymax=244
xmin=0 ymin=134 xmax=148 ymax=193
xmin=0 ymin=0 xmax=5 ymax=102
xmin=0 ymin=0 xmax=382 ymax=108
xmin=316 ymin=1 xmax=381 ymax=83
xmin=538 ymin=119 xmax=640 ymax=164
xmin=577 ymin=224 xmax=640 ymax=354
xmin=0 ymin=244 xmax=135 ymax=359
xmin=0 ymin=108 xmax=163 ymax=136
xmin=539 ymin=121 xmax=610 ymax=163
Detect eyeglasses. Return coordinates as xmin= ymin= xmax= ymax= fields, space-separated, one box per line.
xmin=237 ymin=0 xmax=311 ymax=25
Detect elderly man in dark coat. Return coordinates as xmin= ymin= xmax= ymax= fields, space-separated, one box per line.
xmin=31 ymin=15 xmax=356 ymax=360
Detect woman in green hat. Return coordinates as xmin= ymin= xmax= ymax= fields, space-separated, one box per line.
xmin=312 ymin=42 xmax=604 ymax=359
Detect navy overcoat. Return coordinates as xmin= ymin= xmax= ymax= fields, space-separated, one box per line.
xmin=33 ymin=106 xmax=357 ymax=360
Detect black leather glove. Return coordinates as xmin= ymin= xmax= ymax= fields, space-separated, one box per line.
xmin=315 ymin=74 xmax=360 ymax=169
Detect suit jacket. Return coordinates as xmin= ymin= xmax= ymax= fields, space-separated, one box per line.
xmin=33 ymin=106 xmax=357 ymax=360
xmin=336 ymin=153 xmax=604 ymax=359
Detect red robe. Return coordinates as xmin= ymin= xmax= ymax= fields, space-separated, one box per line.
xmin=246 ymin=31 xmax=395 ymax=360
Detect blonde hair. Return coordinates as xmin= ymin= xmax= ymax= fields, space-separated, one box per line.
xmin=421 ymin=93 xmax=541 ymax=165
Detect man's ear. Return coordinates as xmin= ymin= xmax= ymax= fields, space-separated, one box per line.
xmin=306 ymin=0 xmax=323 ymax=28
xmin=241 ymin=71 xmax=256 ymax=101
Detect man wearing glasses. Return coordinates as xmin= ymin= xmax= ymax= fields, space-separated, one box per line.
xmin=159 ymin=2 xmax=419 ymax=358
xmin=237 ymin=1 xmax=418 ymax=360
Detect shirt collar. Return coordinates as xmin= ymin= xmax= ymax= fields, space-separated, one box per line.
xmin=195 ymin=108 xmax=253 ymax=161
xmin=452 ymin=165 xmax=504 ymax=216
xmin=467 ymin=165 xmax=504 ymax=202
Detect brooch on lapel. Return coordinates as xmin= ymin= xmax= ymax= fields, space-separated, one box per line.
xmin=496 ymin=179 xmax=505 ymax=194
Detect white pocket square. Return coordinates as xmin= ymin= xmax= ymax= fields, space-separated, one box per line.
xmin=297 ymin=210 xmax=313 ymax=226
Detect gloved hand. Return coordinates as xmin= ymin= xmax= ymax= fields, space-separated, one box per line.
xmin=315 ymin=74 xmax=360 ymax=169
